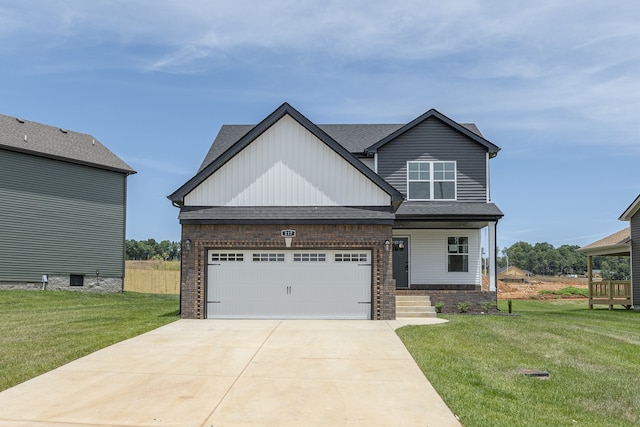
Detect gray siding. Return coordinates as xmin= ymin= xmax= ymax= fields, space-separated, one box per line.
xmin=376 ymin=117 xmax=487 ymax=201
xmin=0 ymin=149 xmax=127 ymax=282
xmin=631 ymin=213 xmax=640 ymax=307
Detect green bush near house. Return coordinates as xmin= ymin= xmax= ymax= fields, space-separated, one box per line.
xmin=397 ymin=300 xmax=640 ymax=426
xmin=0 ymin=291 xmax=179 ymax=392
xmin=457 ymin=301 xmax=472 ymax=313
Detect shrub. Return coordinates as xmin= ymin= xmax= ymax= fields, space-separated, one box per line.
xmin=457 ymin=301 xmax=472 ymax=313
xmin=480 ymin=301 xmax=495 ymax=313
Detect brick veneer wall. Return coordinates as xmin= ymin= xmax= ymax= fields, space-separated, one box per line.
xmin=180 ymin=223 xmax=394 ymax=320
xmin=396 ymin=289 xmax=498 ymax=314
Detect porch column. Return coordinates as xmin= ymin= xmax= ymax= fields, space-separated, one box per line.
xmin=587 ymin=255 xmax=593 ymax=309
xmin=488 ymin=221 xmax=497 ymax=291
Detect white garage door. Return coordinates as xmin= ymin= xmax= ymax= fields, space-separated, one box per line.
xmin=206 ymin=249 xmax=371 ymax=319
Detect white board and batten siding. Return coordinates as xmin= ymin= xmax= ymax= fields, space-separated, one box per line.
xmin=185 ymin=115 xmax=390 ymax=207
xmin=395 ymin=229 xmax=482 ymax=286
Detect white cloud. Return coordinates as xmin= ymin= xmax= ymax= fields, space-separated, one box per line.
xmin=3 ymin=0 xmax=639 ymax=142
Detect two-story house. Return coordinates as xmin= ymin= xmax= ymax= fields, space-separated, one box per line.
xmin=169 ymin=103 xmax=503 ymax=319
xmin=0 ymin=113 xmax=135 ymax=292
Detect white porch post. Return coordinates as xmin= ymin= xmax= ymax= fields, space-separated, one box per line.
xmin=488 ymin=221 xmax=497 ymax=291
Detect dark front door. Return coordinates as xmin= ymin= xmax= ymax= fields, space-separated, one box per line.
xmin=392 ymin=238 xmax=409 ymax=288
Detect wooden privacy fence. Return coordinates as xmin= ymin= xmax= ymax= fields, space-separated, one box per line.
xmin=124 ymin=269 xmax=180 ymax=294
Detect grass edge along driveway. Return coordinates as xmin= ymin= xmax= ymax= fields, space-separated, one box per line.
xmin=398 ymin=300 xmax=640 ymax=427
xmin=0 ymin=290 xmax=179 ymax=392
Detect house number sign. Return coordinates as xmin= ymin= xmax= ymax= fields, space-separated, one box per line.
xmin=281 ymin=229 xmax=296 ymax=237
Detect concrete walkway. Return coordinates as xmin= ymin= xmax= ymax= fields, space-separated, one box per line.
xmin=0 ymin=319 xmax=459 ymax=427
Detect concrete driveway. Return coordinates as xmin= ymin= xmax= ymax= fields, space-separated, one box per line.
xmin=0 ymin=319 xmax=460 ymax=427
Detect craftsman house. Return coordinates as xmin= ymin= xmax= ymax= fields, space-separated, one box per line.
xmin=0 ymin=114 xmax=135 ymax=291
xmin=169 ymin=103 xmax=503 ymax=319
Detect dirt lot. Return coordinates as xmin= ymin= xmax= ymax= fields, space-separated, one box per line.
xmin=496 ymin=276 xmax=588 ymax=300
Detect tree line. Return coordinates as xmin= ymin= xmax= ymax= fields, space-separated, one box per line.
xmin=125 ymin=237 xmax=630 ymax=280
xmin=497 ymin=241 xmax=629 ymax=280
xmin=126 ymin=239 xmax=181 ymax=261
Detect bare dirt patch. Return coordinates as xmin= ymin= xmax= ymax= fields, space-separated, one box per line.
xmin=497 ymin=276 xmax=588 ymax=300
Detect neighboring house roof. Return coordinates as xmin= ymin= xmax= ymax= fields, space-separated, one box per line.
xmin=619 ymin=194 xmax=640 ymax=221
xmin=577 ymin=228 xmax=631 ymax=256
xmin=169 ymin=102 xmax=404 ymax=206
xmin=178 ymin=206 xmax=396 ymax=224
xmin=198 ymin=121 xmax=485 ymax=172
xmin=365 ymin=108 xmax=500 ymax=157
xmin=0 ymin=113 xmax=135 ymax=174
xmin=497 ymin=266 xmax=532 ymax=276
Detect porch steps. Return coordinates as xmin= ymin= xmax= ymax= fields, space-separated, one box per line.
xmin=396 ymin=295 xmax=437 ymax=318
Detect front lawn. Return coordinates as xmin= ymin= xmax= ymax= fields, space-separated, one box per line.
xmin=397 ymin=300 xmax=640 ymax=427
xmin=0 ymin=290 xmax=179 ymax=391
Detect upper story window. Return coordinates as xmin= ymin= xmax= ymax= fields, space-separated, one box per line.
xmin=407 ymin=161 xmax=456 ymax=200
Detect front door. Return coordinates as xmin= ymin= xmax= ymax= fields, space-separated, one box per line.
xmin=392 ymin=238 xmax=409 ymax=288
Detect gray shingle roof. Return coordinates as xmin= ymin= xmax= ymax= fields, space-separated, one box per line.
xmin=198 ymin=122 xmax=484 ymax=172
xmin=395 ymin=201 xmax=504 ymax=219
xmin=0 ymin=113 xmax=135 ymax=174
xmin=179 ymin=206 xmax=396 ymax=224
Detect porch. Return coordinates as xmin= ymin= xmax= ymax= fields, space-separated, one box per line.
xmin=578 ymin=228 xmax=633 ymax=310
xmin=588 ymin=280 xmax=632 ymax=310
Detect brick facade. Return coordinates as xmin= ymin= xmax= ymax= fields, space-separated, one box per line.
xmin=397 ymin=289 xmax=497 ymax=314
xmin=180 ymin=223 xmax=395 ymax=320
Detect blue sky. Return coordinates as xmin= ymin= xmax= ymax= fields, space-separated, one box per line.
xmin=1 ymin=0 xmax=639 ymax=250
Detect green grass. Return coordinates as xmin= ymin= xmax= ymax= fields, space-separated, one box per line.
xmin=0 ymin=290 xmax=179 ymax=392
xmin=397 ymin=300 xmax=640 ymax=427
xmin=539 ymin=286 xmax=589 ymax=297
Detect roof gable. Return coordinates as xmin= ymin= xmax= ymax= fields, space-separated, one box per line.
xmin=169 ymin=103 xmax=403 ymax=205
xmin=619 ymin=194 xmax=640 ymax=221
xmin=365 ymin=109 xmax=500 ymax=157
xmin=0 ymin=113 xmax=135 ymax=174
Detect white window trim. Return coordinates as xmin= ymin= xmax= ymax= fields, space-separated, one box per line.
xmin=406 ymin=161 xmax=457 ymax=201
xmin=447 ymin=236 xmax=469 ymax=273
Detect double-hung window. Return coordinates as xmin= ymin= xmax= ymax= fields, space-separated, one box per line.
xmin=407 ymin=161 xmax=456 ymax=200
xmin=448 ymin=237 xmax=468 ymax=272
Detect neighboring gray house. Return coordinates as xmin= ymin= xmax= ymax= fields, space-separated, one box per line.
xmin=579 ymin=195 xmax=640 ymax=310
xmin=0 ymin=114 xmax=135 ymax=291
xmin=578 ymin=196 xmax=640 ymax=310
xmin=620 ymin=195 xmax=640 ymax=309
xmin=169 ymin=103 xmax=503 ymax=319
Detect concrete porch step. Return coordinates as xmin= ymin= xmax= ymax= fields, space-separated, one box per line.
xmin=396 ymin=295 xmax=431 ymax=303
xmin=396 ymin=295 xmax=437 ymax=318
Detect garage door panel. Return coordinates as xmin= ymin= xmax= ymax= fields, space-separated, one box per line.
xmin=208 ymin=264 xmax=289 ymax=318
xmin=206 ymin=250 xmax=371 ymax=319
